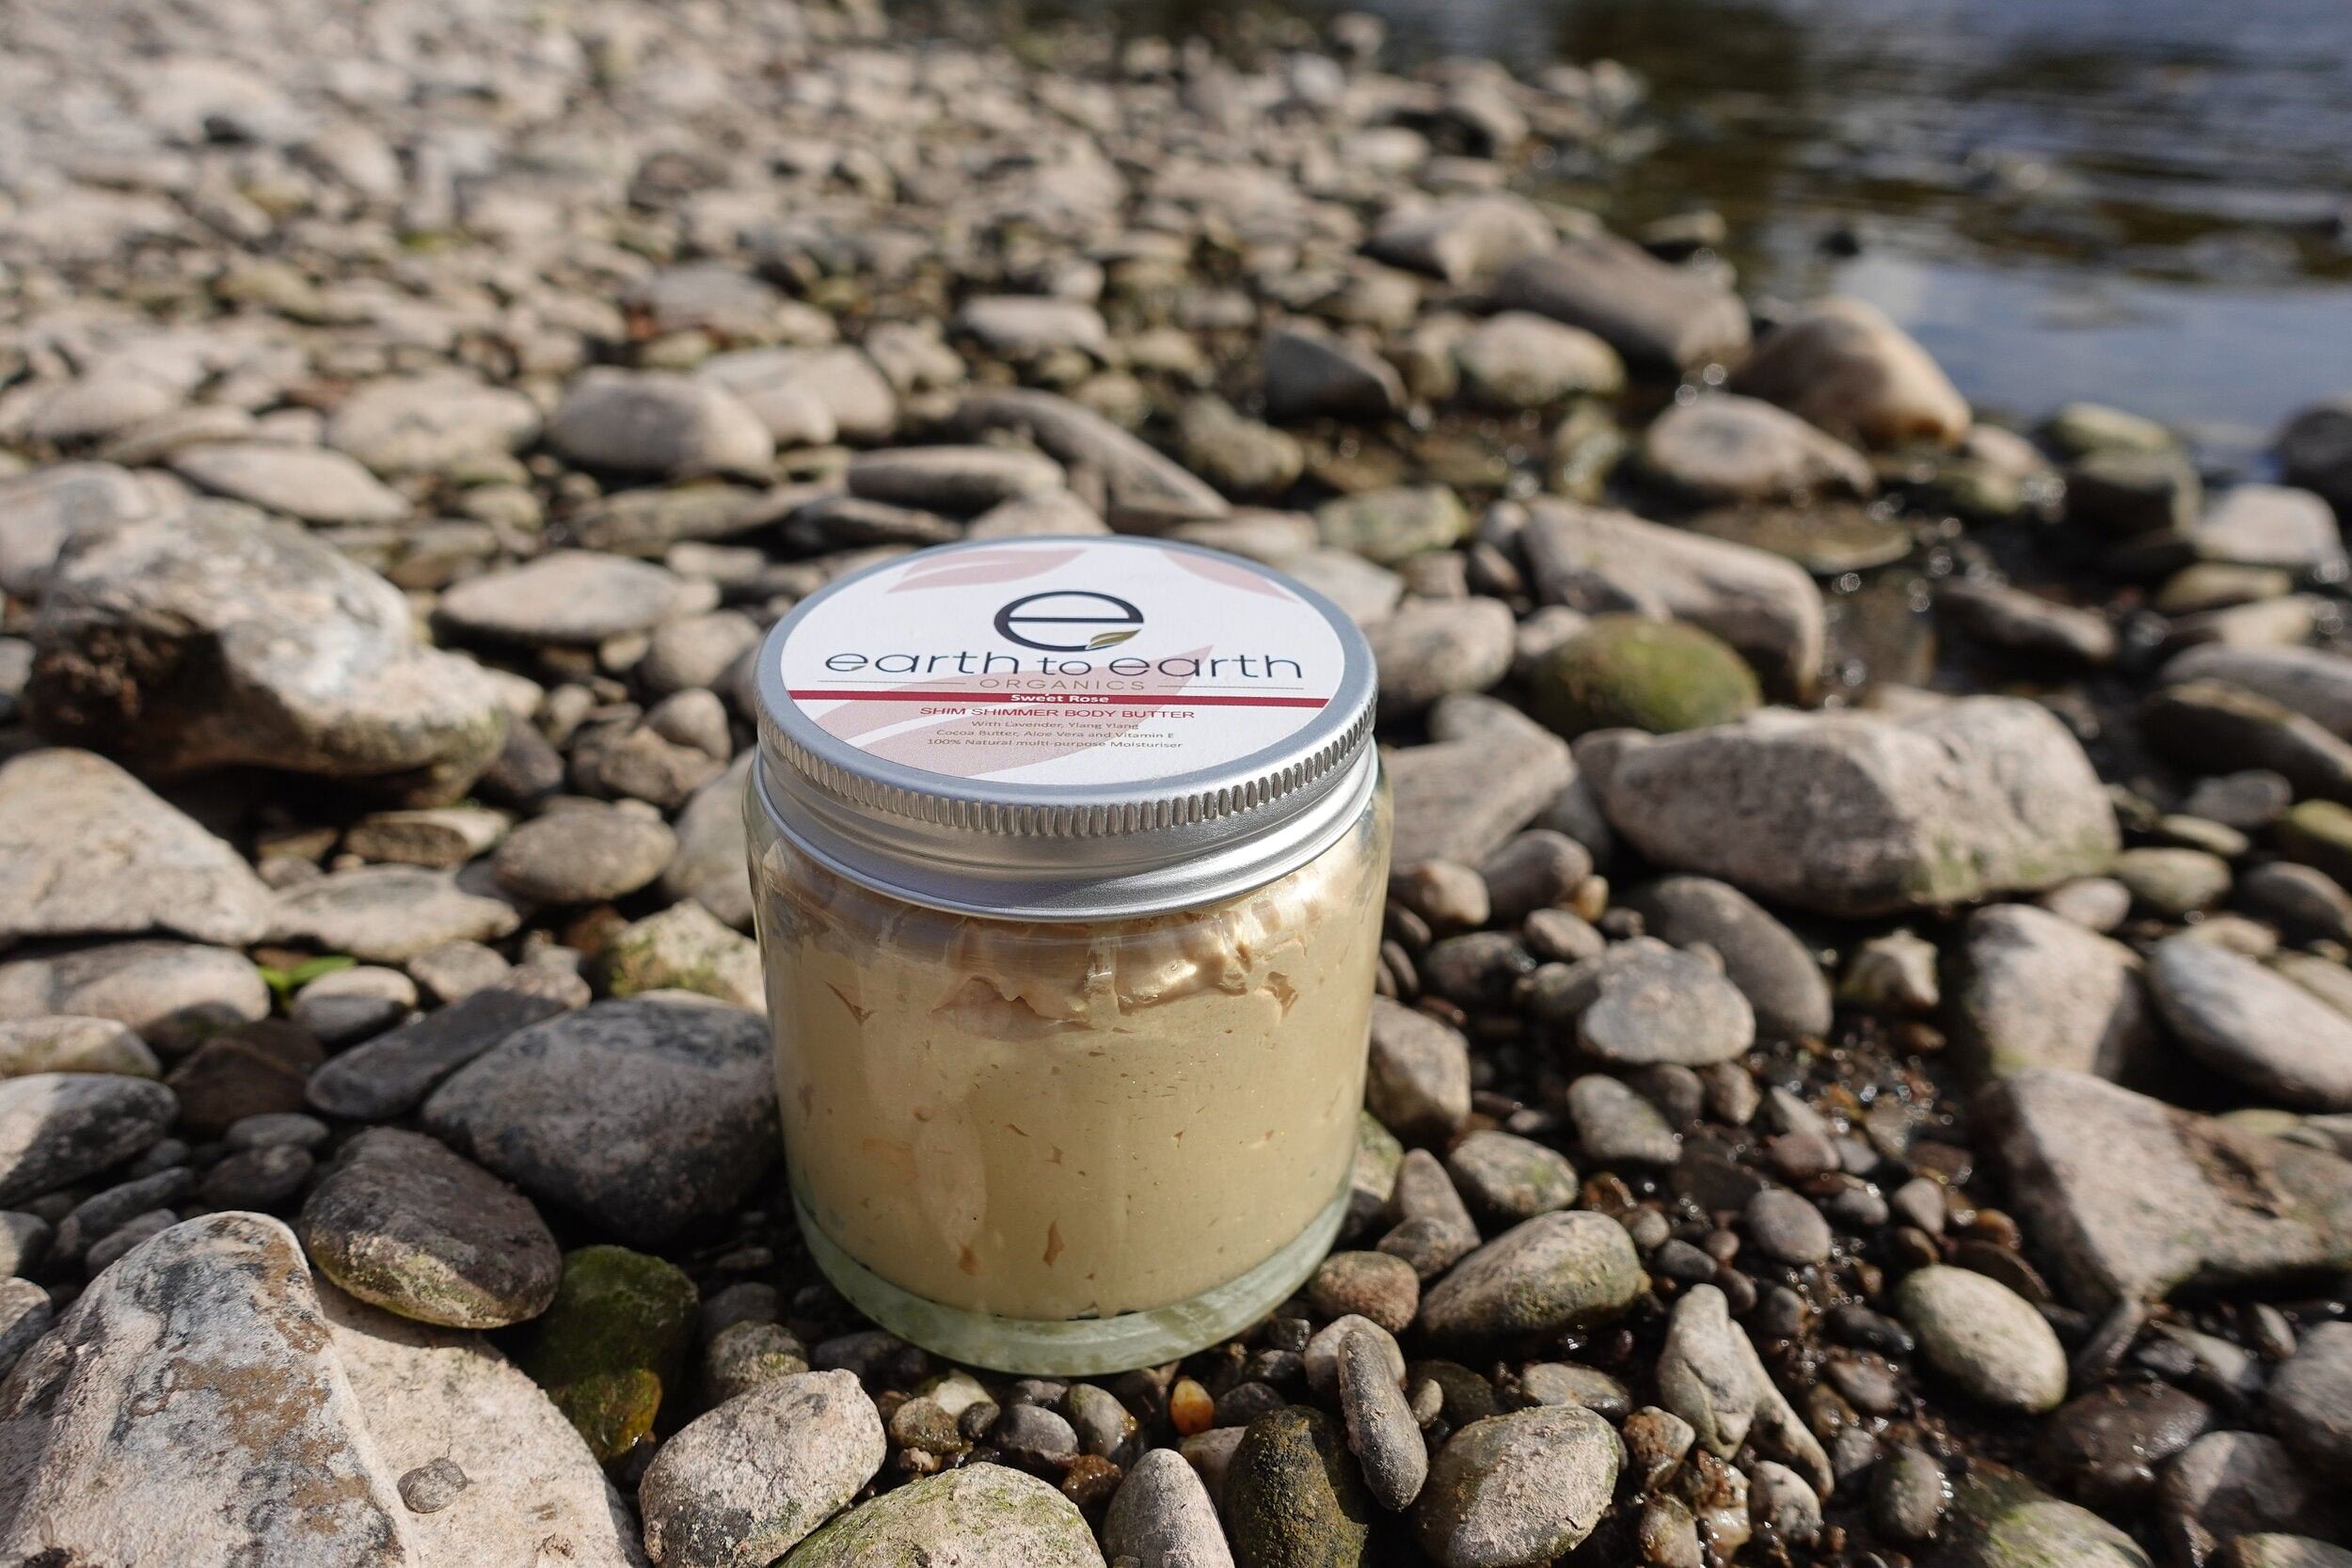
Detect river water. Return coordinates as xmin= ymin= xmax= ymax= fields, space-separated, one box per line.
xmin=1019 ymin=0 xmax=2352 ymax=463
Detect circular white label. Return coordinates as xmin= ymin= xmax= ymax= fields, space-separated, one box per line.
xmin=776 ymin=538 xmax=1348 ymax=786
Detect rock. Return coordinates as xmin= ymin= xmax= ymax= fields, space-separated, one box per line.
xmin=1104 ymin=1447 xmax=1235 ymax=1568
xmin=1335 ymin=1328 xmax=1424 ymax=1510
xmin=2268 ymin=1322 xmax=2352 ymax=1481
xmin=1745 ymin=1188 xmax=1833 ymax=1265
xmin=640 ymin=1370 xmax=885 ymax=1568
xmin=0 ymin=749 xmax=270 ymax=948
xmin=1979 ymin=1070 xmax=2352 ymax=1308
xmin=0 ymin=1072 xmax=175 ymax=1205
xmin=1892 ymin=1265 xmax=2067 ymax=1412
xmin=1952 ymin=904 xmax=2154 ymax=1082
xmin=1565 ymin=1074 xmax=1681 ymax=1165
xmin=2163 ymin=645 xmax=2352 ymax=738
xmin=1931 ymin=1465 xmax=2153 ymax=1568
xmin=165 ymin=1018 xmax=322 ymax=1135
xmin=2162 ymin=1433 xmax=2348 ymax=1568
xmin=422 ymin=996 xmax=777 ymax=1243
xmin=955 ymin=388 xmax=1227 ymax=526
xmin=846 ymin=445 xmax=1065 ymax=515
xmin=1386 ymin=720 xmax=1575 ymax=866
xmin=0 ymin=1277 xmax=51 ymax=1375
xmin=2039 ymin=1384 xmax=2215 ymax=1507
xmin=268 ymin=865 xmax=520 ymax=963
xmin=1749 ymin=1461 xmax=1824 ymax=1545
xmin=326 ymin=373 xmax=543 ymax=477
xmin=2113 ymin=847 xmax=2231 ymax=916
xmin=1365 ymin=195 xmax=1554 ymax=284
xmin=399 ymin=1458 xmax=468 ymax=1516
xmin=2069 ymin=449 xmax=2201 ymax=536
xmin=2149 ymin=936 xmax=2352 ymax=1110
xmin=1491 ymin=234 xmax=1751 ymax=372
xmin=662 ymin=754 xmax=755 ymax=930
xmin=1655 ymin=1285 xmax=1832 ymax=1495
xmin=2221 ymin=1540 xmax=2352 ymax=1568
xmin=0 ymin=1015 xmax=158 ymax=1078
xmin=170 ymin=441 xmax=409 ymax=524
xmin=1844 ymin=929 xmax=1942 ymax=1013
xmin=1263 ymin=322 xmax=1405 ymax=422
xmin=783 ymin=1464 xmax=1104 ymax=1567
xmin=1286 ymin=550 xmax=1406 ymax=626
xmin=1452 ymin=313 xmax=1623 ymax=411
xmin=343 ymin=806 xmax=509 ymax=870
xmin=1413 ymin=1405 xmax=1619 ymax=1568
xmin=1528 ymin=616 xmax=1759 ymax=738
xmin=1625 ymin=877 xmax=1830 ymax=1040
xmin=1365 ymin=598 xmax=1515 ymax=718
xmin=2280 ymin=398 xmax=2352 ymax=513
xmin=954 ymin=295 xmax=1107 ymax=358
xmin=602 ymin=901 xmax=765 ymax=1010
xmin=1223 ymin=1406 xmax=1372 ymax=1568
xmin=28 ymin=505 xmax=508 ymax=803
xmin=1316 ymin=485 xmax=1469 ymax=565
xmin=0 ymin=940 xmax=268 ymax=1051
xmin=1939 ymin=579 xmax=2117 ymax=667
xmin=494 ymin=805 xmax=677 ymax=905
xmin=548 ymin=370 xmax=773 ymax=478
xmin=1366 ymin=1000 xmax=1472 ymax=1143
xmin=1419 ymin=1211 xmax=1645 ymax=1344
xmin=701 ymin=346 xmax=894 ymax=446
xmin=1519 ymin=501 xmax=1823 ymax=693
xmin=0 ymin=462 xmax=170 ymax=598
xmin=515 ymin=1245 xmax=698 ymax=1462
xmin=1734 ymin=298 xmax=1968 ymax=448
xmin=0 ymin=1213 xmax=413 ymax=1566
xmin=1549 ymin=938 xmax=1756 ymax=1066
xmin=1642 ymin=396 xmax=1875 ymax=503
xmin=1176 ymin=397 xmax=1306 ymax=498
xmin=1870 ymin=1447 xmax=1950 ymax=1543
xmin=299 ymin=1127 xmax=560 ymax=1329
xmin=439 ymin=551 xmax=717 ymax=647
xmin=307 ymin=975 xmax=578 ymax=1120
xmin=2193 ymin=485 xmax=2345 ymax=572
xmin=1310 ymin=1252 xmax=1422 ymax=1335
xmin=1443 ymin=1131 xmax=1578 ymax=1227
xmin=1588 ymin=698 xmax=2118 ymax=917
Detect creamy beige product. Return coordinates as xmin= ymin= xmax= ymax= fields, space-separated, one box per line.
xmin=745 ymin=534 xmax=1386 ymax=1373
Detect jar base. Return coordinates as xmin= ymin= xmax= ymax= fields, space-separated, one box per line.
xmin=793 ymin=1185 xmax=1351 ymax=1376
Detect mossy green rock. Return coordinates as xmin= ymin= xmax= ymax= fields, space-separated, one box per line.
xmin=1930 ymin=1464 xmax=2153 ymax=1568
xmin=782 ymin=1463 xmax=1104 ymax=1567
xmin=1530 ymin=615 xmax=1761 ymax=738
xmin=516 ymin=1244 xmax=696 ymax=1459
xmin=1314 ymin=485 xmax=1470 ymax=565
xmin=1224 ymin=1405 xmax=1375 ymax=1568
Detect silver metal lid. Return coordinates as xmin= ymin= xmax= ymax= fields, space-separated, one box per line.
xmin=752 ymin=534 xmax=1379 ymax=920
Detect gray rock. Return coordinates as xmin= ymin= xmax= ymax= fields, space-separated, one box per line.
xmin=1588 ymin=699 xmax=2118 ymax=917
xmin=640 ymin=1370 xmax=884 ymax=1568
xmin=439 ymin=551 xmax=718 ymax=647
xmin=2268 ymin=1322 xmax=2352 ymax=1481
xmin=320 ymin=1284 xmax=646 ymax=1568
xmin=1733 ymin=297 xmax=1969 ymax=449
xmin=1304 ymin=1315 xmax=1407 ymax=1399
xmin=1419 ymin=1211 xmax=1644 ymax=1344
xmin=170 ymin=440 xmax=409 ymax=524
xmin=1263 ymin=322 xmax=1406 ymax=422
xmin=1175 ymin=397 xmax=1305 ymax=498
xmin=700 ymin=346 xmax=896 ymax=446
xmin=326 ymin=373 xmax=542 ymax=477
xmin=2193 ymin=484 xmax=2345 ymax=571
xmin=955 ymin=388 xmax=1226 ymax=527
xmin=1365 ymin=195 xmax=1554 ymax=284
xmin=1491 ymin=233 xmax=1751 ymax=372
xmin=342 ymin=806 xmax=509 ymax=870
xmin=1386 ymin=707 xmax=1576 ymax=867
xmin=0 ymin=940 xmax=268 ymax=1051
xmin=782 ymin=1463 xmax=1104 ymax=1568
xmin=1565 ymin=1073 xmax=1682 ymax=1164
xmin=268 ymin=865 xmax=520 ymax=964
xmin=846 ymin=445 xmax=1064 ymax=515
xmin=1285 ymin=550 xmax=1406 ymax=626
xmin=993 ymin=1403 xmax=1080 ymax=1468
xmin=1103 ymin=1447 xmax=1234 ymax=1568
xmin=0 ymin=1013 xmax=158 ymax=1078
xmin=422 ymin=996 xmax=777 ymax=1244
xmin=2162 ymin=1433 xmax=2348 ymax=1568
xmin=642 ymin=612 xmax=763 ymax=697
xmin=2164 ymin=646 xmax=2352 ymax=741
xmin=0 ymin=1072 xmax=175 ymax=1206
xmin=1337 ymin=1327 xmax=1426 ymax=1510
xmin=1518 ymin=1363 xmax=1629 ymax=1418
xmin=1980 ymin=1070 xmax=2352 ymax=1308
xmin=1893 ymin=1265 xmax=2067 ymax=1412
xmin=1642 ymin=395 xmax=1874 ymax=503
xmin=0 ymin=461 xmax=170 ymax=598
xmin=1627 ymin=877 xmax=1830 ymax=1040
xmin=1365 ymin=597 xmax=1516 ymax=718
xmin=1932 ymin=1465 xmax=2152 ymax=1568
xmin=28 ymin=505 xmax=508 ymax=803
xmin=1316 ymin=485 xmax=1470 ymax=565
xmin=1412 ymin=1405 xmax=1620 ymax=1568
xmin=0 ymin=1213 xmax=413 ymax=1566
xmin=399 ymin=1457 xmax=468 ymax=1514
xmin=2038 ymin=1384 xmax=2215 ymax=1507
xmin=1519 ymin=501 xmax=1823 ymax=692
xmin=1452 ymin=313 xmax=1623 ymax=411
xmin=1557 ymin=938 xmax=1756 ymax=1067
xmin=548 ymin=370 xmax=772 ymax=478
xmin=0 ymin=1277 xmax=52 ymax=1375
xmin=299 ymin=1127 xmax=559 ymax=1329
xmin=307 ymin=975 xmax=578 ymax=1120
xmin=1871 ymin=1446 xmax=1950 ymax=1542
xmin=1365 ymin=999 xmax=1471 ymax=1144
xmin=1443 ymin=1131 xmax=1578 ymax=1226
xmin=954 ymin=296 xmax=1108 ymax=358
xmin=493 ymin=805 xmax=677 ymax=905
xmin=1655 ymin=1284 xmax=1833 ymax=1495
xmin=0 ymin=1212 xmax=51 ymax=1276
xmin=662 ymin=754 xmax=755 ymax=930
xmin=0 ymin=748 xmax=270 ymax=948
xmin=1744 ymin=1188 xmax=1832 ymax=1266
xmin=1939 ymin=578 xmax=2117 ymax=666
xmin=601 ymin=901 xmax=764 ymax=1010
xmin=1952 ymin=904 xmax=2154 ymax=1082
xmin=2151 ymin=935 xmax=2352 ymax=1110
xmin=2221 ymin=1539 xmax=2352 ymax=1568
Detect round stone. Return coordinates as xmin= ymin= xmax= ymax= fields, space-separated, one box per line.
xmin=1893 ymin=1265 xmax=2067 ymax=1414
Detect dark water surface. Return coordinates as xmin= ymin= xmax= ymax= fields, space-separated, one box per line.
xmin=1014 ymin=0 xmax=2352 ymax=460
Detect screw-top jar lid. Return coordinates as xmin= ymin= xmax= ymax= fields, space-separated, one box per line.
xmin=752 ymin=534 xmax=1380 ymax=919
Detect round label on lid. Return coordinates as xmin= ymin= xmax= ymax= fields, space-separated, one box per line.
xmin=773 ymin=537 xmax=1354 ymax=788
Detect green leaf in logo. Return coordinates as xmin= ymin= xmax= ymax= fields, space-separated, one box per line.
xmin=1088 ymin=628 xmax=1139 ymax=650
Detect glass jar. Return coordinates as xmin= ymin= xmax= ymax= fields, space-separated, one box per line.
xmin=745 ymin=535 xmax=1387 ymax=1374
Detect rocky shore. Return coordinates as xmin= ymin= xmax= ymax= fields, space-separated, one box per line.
xmin=1 ymin=0 xmax=2350 ymax=1565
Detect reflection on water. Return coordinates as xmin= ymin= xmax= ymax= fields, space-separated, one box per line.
xmin=1011 ymin=0 xmax=2352 ymax=456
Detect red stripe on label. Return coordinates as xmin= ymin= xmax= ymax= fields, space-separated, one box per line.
xmin=787 ymin=689 xmax=1330 ymax=709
